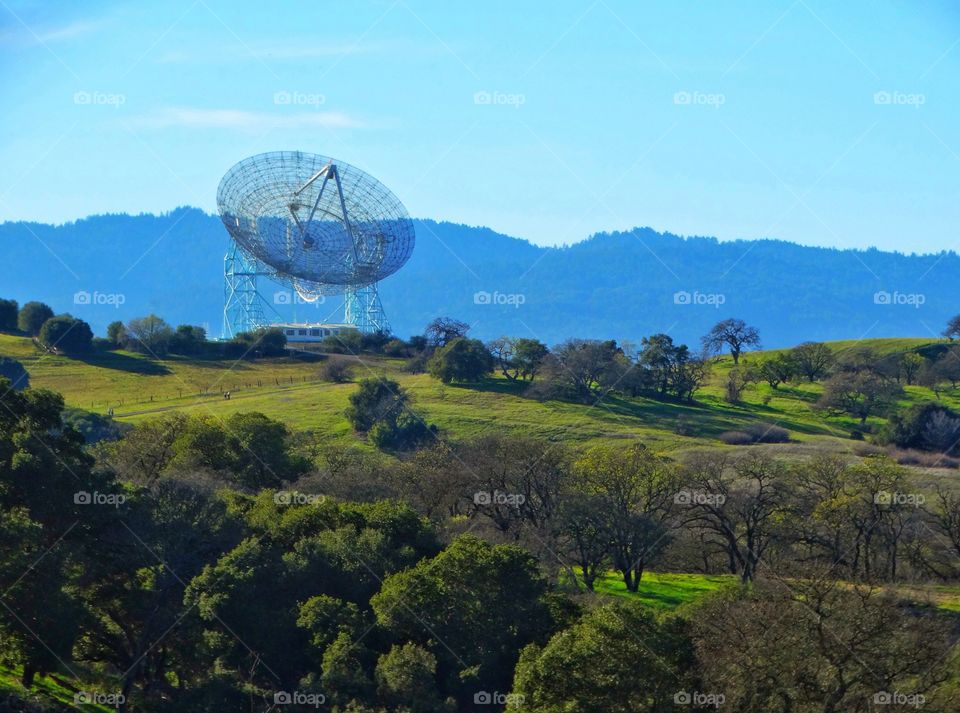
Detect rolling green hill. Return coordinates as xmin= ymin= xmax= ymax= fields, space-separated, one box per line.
xmin=2 ymin=333 xmax=957 ymax=458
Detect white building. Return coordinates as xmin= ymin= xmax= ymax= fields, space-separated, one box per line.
xmin=273 ymin=323 xmax=356 ymax=343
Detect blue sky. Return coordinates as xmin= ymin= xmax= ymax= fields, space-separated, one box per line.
xmin=1 ymin=0 xmax=958 ymax=251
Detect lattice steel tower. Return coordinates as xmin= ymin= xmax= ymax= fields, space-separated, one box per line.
xmin=222 ymin=243 xmax=270 ymax=338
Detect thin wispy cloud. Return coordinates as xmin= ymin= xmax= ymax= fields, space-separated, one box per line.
xmin=0 ymin=19 xmax=103 ymax=47
xmin=156 ymin=39 xmax=416 ymax=64
xmin=127 ymin=107 xmax=366 ymax=132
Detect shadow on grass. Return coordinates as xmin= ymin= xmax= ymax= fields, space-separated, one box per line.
xmin=76 ymin=351 xmax=171 ymax=375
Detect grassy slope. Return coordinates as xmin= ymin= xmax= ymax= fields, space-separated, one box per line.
xmin=0 ymin=666 xmax=115 ymax=712
xmin=2 ymin=333 xmax=959 ymax=456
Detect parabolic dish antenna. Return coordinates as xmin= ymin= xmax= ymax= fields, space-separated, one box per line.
xmin=217 ymin=151 xmax=415 ymax=335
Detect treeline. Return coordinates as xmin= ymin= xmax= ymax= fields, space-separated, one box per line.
xmin=2 ymin=378 xmax=960 ymax=711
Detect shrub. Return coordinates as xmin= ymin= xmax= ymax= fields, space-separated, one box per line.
xmin=878 ymin=402 xmax=960 ymax=454
xmin=319 ymin=356 xmax=354 ymax=383
xmin=744 ymin=422 xmax=790 ymax=443
xmin=719 ymin=423 xmax=789 ymax=445
xmin=427 ymin=337 xmax=493 ymax=383
xmin=38 ymin=315 xmax=94 ymax=353
xmin=0 ymin=357 xmax=29 ymax=390
xmin=719 ymin=431 xmax=753 ymax=445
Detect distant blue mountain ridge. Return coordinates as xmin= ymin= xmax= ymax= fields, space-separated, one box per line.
xmin=0 ymin=207 xmax=955 ymax=349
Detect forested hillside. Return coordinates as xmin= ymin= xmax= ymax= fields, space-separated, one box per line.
xmin=1 ymin=209 xmax=956 ymax=346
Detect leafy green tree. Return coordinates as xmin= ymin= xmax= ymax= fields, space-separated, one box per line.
xmin=375 ymin=643 xmax=450 ymax=713
xmin=0 ymin=298 xmax=18 ymax=331
xmin=758 ymin=353 xmax=796 ymax=389
xmin=371 ymin=535 xmax=557 ymax=705
xmin=701 ymin=318 xmax=761 ymax=364
xmin=224 ymin=411 xmax=307 ymax=489
xmin=169 ymin=324 xmax=207 ymax=355
xmin=126 ymin=314 xmax=174 ymax=356
xmin=512 ymin=602 xmax=696 ymax=712
xmin=75 ymin=477 xmax=239 ymax=704
xmin=790 ymin=341 xmax=834 ymax=381
xmin=899 ymin=352 xmax=924 ymax=385
xmin=347 ymin=377 xmax=432 ymax=450
xmin=636 ymin=334 xmax=708 ymax=401
xmin=547 ymin=339 xmax=622 ymax=402
xmin=693 ymin=579 xmax=958 ymax=713
xmin=428 ymin=337 xmax=493 ymax=383
xmin=573 ymin=444 xmax=680 ymax=591
xmin=0 ymin=381 xmax=106 ymax=686
xmin=878 ymin=402 xmax=960 ymax=454
xmin=106 ymin=319 xmax=127 ymax=347
xmin=38 ymin=314 xmax=94 ymax=353
xmin=17 ymin=301 xmax=54 ymax=336
xmin=233 ymin=326 xmax=286 ymax=357
xmin=0 ymin=357 xmax=28 ymax=390
xmin=817 ymin=370 xmax=903 ymax=424
xmin=489 ymin=337 xmax=549 ymax=381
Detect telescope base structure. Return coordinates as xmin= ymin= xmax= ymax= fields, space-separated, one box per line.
xmin=222 ymin=245 xmax=271 ymax=339
xmin=345 ymin=283 xmax=389 ymax=334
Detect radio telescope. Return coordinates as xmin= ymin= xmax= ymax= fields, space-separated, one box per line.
xmin=217 ymin=151 xmax=415 ymax=337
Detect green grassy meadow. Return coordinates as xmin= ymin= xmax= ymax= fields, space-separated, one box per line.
xmin=3 ymin=333 xmax=959 ymax=458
